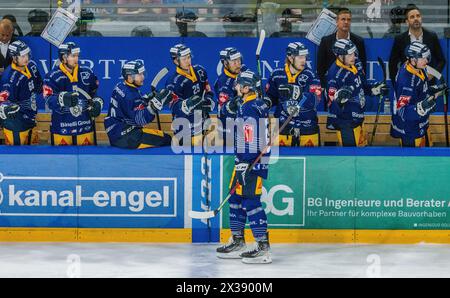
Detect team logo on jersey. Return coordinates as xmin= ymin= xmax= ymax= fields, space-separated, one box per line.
xmin=244 ymin=124 xmax=254 ymax=143
xmin=70 ymin=106 xmax=82 ymax=118
xmin=0 ymin=91 xmax=9 ymax=102
xmin=43 ymin=85 xmax=53 ymax=97
xmin=397 ymin=96 xmax=411 ymax=109
xmin=81 ymin=72 xmax=91 ymax=85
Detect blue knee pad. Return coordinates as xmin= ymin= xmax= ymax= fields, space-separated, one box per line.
xmin=228 ymin=194 xmax=246 ymax=235
xmin=242 ymin=198 xmax=268 ymax=241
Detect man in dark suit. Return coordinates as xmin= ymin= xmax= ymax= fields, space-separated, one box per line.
xmin=317 ymin=7 xmax=367 ymax=89
xmin=389 ymin=4 xmax=446 ymax=84
xmin=0 ymin=19 xmax=16 ymax=81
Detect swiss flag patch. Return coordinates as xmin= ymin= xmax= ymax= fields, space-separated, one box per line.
xmin=43 ymin=85 xmax=53 ymax=97
xmin=0 ymin=91 xmax=9 ymax=102
xmin=219 ymin=93 xmax=229 ymax=106
xmin=244 ymin=124 xmax=254 ymax=143
xmin=169 ymin=93 xmax=179 ymax=107
xmin=397 ymin=96 xmax=411 ymax=110
xmin=134 ymin=104 xmax=145 ymax=111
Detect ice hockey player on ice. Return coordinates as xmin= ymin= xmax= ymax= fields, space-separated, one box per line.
xmin=216 ymin=70 xmax=272 ymax=264
xmin=43 ymin=42 xmax=103 ymax=146
xmin=266 ymin=42 xmax=322 ymax=147
xmin=104 ymin=60 xmax=172 ymax=149
xmin=166 ymin=44 xmax=215 ymax=147
xmin=390 ymin=41 xmax=449 ymax=147
xmin=326 ymin=39 xmax=389 ymax=147
xmin=0 ymin=40 xmax=42 ymax=145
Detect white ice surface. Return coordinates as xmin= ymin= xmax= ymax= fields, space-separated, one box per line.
xmin=0 ymin=243 xmax=448 ymax=278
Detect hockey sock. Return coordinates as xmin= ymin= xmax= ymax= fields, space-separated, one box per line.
xmin=243 ymin=198 xmax=268 ymax=242
xmin=229 ymin=194 xmax=247 ymax=236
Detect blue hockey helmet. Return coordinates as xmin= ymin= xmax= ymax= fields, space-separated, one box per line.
xmin=286 ymin=42 xmax=309 ymax=57
xmin=236 ymin=70 xmax=260 ymax=91
xmin=405 ymin=41 xmax=431 ymax=60
xmin=220 ymin=47 xmax=242 ymax=64
xmin=332 ymin=39 xmax=358 ymax=57
xmin=8 ymin=40 xmax=31 ymax=58
xmin=58 ymin=42 xmax=80 ymax=61
xmin=170 ymin=43 xmax=192 ymax=60
xmin=121 ymin=60 xmax=146 ymax=79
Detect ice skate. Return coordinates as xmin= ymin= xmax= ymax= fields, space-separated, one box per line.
xmin=216 ymin=234 xmax=246 ymax=259
xmin=241 ymin=239 xmax=272 ymax=264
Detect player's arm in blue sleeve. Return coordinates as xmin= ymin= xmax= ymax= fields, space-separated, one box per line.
xmin=0 ymin=81 xmax=15 ymax=106
xmin=217 ymin=84 xmax=237 ymax=118
xmin=395 ymin=89 xmax=422 ymax=122
xmin=29 ymin=62 xmax=43 ymax=94
xmin=265 ymin=72 xmax=279 ymax=107
xmin=89 ymin=70 xmax=100 ymax=97
xmin=299 ymin=92 xmax=318 ymax=110
xmin=129 ymin=96 xmax=156 ymax=126
xmin=166 ymin=77 xmax=186 ymax=116
xmin=43 ymin=76 xmax=62 ymax=111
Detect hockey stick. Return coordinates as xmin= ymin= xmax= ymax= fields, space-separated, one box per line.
xmin=426 ymin=65 xmax=449 ymax=147
xmin=73 ymin=86 xmax=98 ymax=145
xmin=188 ymin=114 xmax=294 ymax=220
xmin=150 ymin=67 xmax=169 ymax=131
xmin=256 ymin=29 xmax=266 ymax=97
xmin=370 ymin=57 xmax=387 ymax=146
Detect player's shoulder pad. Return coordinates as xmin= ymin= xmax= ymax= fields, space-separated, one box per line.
xmin=271 ymin=67 xmax=285 ymax=75
xmin=193 ymin=64 xmax=206 ymax=72
xmin=303 ymin=67 xmax=317 ymax=77
xmin=79 ymin=66 xmax=94 ymax=74
xmin=113 ymin=82 xmax=129 ymax=99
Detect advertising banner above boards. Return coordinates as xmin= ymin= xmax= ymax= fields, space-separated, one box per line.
xmin=20 ymin=37 xmax=449 ymax=113
xmin=0 ymin=146 xmax=449 ymax=244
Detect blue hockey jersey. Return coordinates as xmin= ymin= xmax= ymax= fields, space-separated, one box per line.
xmin=104 ymin=81 xmax=156 ymax=143
xmin=390 ymin=62 xmax=431 ymax=139
xmin=166 ymin=64 xmax=213 ymax=136
xmin=214 ymin=65 xmax=248 ymax=120
xmin=0 ymin=61 xmax=42 ymax=130
xmin=326 ymin=59 xmax=374 ymax=130
xmin=43 ymin=64 xmax=99 ymax=135
xmin=266 ymin=64 xmax=321 ymax=135
xmin=235 ymin=93 xmax=270 ymax=179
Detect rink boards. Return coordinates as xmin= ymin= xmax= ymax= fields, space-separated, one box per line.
xmin=0 ymin=146 xmax=449 ymax=244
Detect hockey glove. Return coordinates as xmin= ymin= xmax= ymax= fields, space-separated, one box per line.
xmin=202 ymin=92 xmax=216 ymax=114
xmin=148 ymin=89 xmax=172 ymax=112
xmin=282 ymin=100 xmax=301 ymax=117
xmin=0 ymin=104 xmax=20 ymax=120
xmin=417 ymin=95 xmax=437 ymax=117
xmin=429 ymin=83 xmax=449 ymax=99
xmin=262 ymin=96 xmax=272 ymax=109
xmin=278 ymin=84 xmax=302 ymax=100
xmin=58 ymin=91 xmax=79 ymax=108
xmin=371 ymin=82 xmax=389 ymax=96
xmin=89 ymin=97 xmax=103 ymax=118
xmin=235 ymin=162 xmax=250 ymax=186
xmin=181 ymin=94 xmax=203 ymax=115
xmin=225 ymin=96 xmax=241 ymax=115
xmin=334 ymin=86 xmax=353 ymax=107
